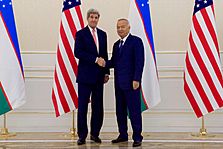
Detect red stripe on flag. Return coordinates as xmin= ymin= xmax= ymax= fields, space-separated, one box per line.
xmin=189 ymin=35 xmax=223 ymax=107
xmin=0 ymin=82 xmax=12 ymax=110
xmin=211 ymin=5 xmax=215 ymax=17
xmin=185 ymin=51 xmax=214 ymax=112
xmin=193 ymin=17 xmax=223 ymax=87
xmin=201 ymin=9 xmax=219 ymax=53
xmin=64 ymin=10 xmax=77 ymax=38
xmin=184 ymin=1 xmax=223 ymax=117
xmin=57 ymin=47 xmax=78 ymax=108
xmin=52 ymin=1 xmax=84 ymax=117
xmin=75 ymin=6 xmax=84 ymax=28
xmin=54 ymin=69 xmax=70 ymax=113
xmin=184 ymin=76 xmax=203 ymax=118
xmin=193 ymin=16 xmax=223 ymax=88
xmin=60 ymin=23 xmax=72 ymax=53
xmin=60 ymin=24 xmax=78 ymax=76
xmin=52 ymin=89 xmax=59 ymax=117
xmin=201 ymin=9 xmax=223 ymax=87
xmin=0 ymin=13 xmax=24 ymax=77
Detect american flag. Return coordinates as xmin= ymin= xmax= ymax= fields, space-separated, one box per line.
xmin=184 ymin=0 xmax=223 ymax=118
xmin=52 ymin=0 xmax=84 ymax=117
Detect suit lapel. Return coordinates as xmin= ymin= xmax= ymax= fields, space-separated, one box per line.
xmin=97 ymin=30 xmax=103 ymax=55
xmin=119 ymin=34 xmax=132 ymax=57
xmin=85 ymin=27 xmax=98 ymax=54
xmin=114 ymin=41 xmax=121 ymax=59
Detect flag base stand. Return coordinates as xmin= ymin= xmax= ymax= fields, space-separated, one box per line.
xmin=191 ymin=116 xmax=215 ymax=138
xmin=63 ymin=111 xmax=76 ymax=139
xmin=191 ymin=128 xmax=215 ymax=138
xmin=0 ymin=128 xmax=16 ymax=138
xmin=0 ymin=114 xmax=16 ymax=138
xmin=69 ymin=128 xmax=75 ymax=137
xmin=63 ymin=128 xmax=76 ymax=139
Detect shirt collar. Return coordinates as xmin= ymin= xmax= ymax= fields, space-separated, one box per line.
xmin=88 ymin=25 xmax=97 ymax=33
xmin=120 ymin=33 xmax=130 ymax=44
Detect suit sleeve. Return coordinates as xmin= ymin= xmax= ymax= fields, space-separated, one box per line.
xmin=103 ymin=33 xmax=110 ymax=75
xmin=74 ymin=31 xmax=97 ymax=63
xmin=133 ymin=38 xmax=145 ymax=82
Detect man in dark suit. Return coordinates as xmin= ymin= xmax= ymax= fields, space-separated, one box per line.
xmin=74 ymin=8 xmax=109 ymax=145
xmin=106 ymin=19 xmax=144 ymax=147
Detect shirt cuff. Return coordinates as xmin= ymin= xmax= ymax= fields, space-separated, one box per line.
xmin=95 ymin=57 xmax=98 ymax=63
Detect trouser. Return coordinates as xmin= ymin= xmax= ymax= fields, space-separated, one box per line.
xmin=77 ymin=82 xmax=104 ymax=139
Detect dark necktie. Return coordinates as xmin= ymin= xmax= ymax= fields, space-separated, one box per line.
xmin=119 ymin=40 xmax=124 ymax=55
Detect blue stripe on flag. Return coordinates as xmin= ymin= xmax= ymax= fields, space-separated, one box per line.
xmin=135 ymin=0 xmax=156 ymax=60
xmin=0 ymin=0 xmax=23 ymax=73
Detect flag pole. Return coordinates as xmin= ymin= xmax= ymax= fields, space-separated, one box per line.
xmin=63 ymin=110 xmax=76 ymax=139
xmin=69 ymin=110 xmax=76 ymax=138
xmin=0 ymin=114 xmax=16 ymax=138
xmin=191 ymin=116 xmax=215 ymax=137
xmin=199 ymin=116 xmax=207 ymax=136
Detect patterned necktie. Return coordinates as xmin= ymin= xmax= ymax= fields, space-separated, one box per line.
xmin=92 ymin=29 xmax=97 ymax=46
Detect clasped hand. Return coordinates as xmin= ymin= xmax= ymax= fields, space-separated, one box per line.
xmin=96 ymin=57 xmax=106 ymax=67
xmin=133 ymin=81 xmax=140 ymax=90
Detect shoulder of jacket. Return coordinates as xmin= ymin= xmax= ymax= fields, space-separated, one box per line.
xmin=131 ymin=35 xmax=143 ymax=43
xmin=113 ymin=40 xmax=120 ymax=48
xmin=97 ymin=28 xmax=107 ymax=34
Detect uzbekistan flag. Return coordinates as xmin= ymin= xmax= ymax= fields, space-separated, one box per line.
xmin=0 ymin=0 xmax=25 ymax=115
xmin=128 ymin=0 xmax=161 ymax=110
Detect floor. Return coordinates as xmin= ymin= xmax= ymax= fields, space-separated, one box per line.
xmin=1 ymin=132 xmax=223 ymax=148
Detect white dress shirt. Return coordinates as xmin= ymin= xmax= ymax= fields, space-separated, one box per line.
xmin=88 ymin=26 xmax=99 ymax=53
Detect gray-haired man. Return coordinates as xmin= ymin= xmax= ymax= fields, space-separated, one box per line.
xmin=74 ymin=8 xmax=109 ymax=145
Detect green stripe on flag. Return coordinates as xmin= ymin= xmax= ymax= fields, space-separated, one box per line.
xmin=140 ymin=90 xmax=148 ymax=112
xmin=0 ymin=85 xmax=11 ymax=115
xmin=127 ymin=90 xmax=148 ymax=118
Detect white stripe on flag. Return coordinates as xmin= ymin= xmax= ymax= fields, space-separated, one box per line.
xmin=53 ymin=79 xmax=65 ymax=115
xmin=0 ymin=16 xmax=25 ymax=109
xmin=58 ymin=36 xmax=77 ymax=100
xmin=196 ymin=11 xmax=221 ymax=69
xmin=185 ymin=68 xmax=208 ymax=115
xmin=56 ymin=59 xmax=75 ymax=111
xmin=128 ymin=0 xmax=161 ymax=107
xmin=70 ymin=8 xmax=82 ymax=32
xmin=187 ymin=45 xmax=218 ymax=109
xmin=184 ymin=0 xmax=223 ymax=117
xmin=62 ymin=14 xmax=75 ymax=50
xmin=69 ymin=9 xmax=81 ymax=63
xmin=206 ymin=7 xmax=217 ymax=38
xmin=191 ymin=22 xmax=223 ymax=101
xmin=52 ymin=1 xmax=83 ymax=117
xmin=59 ymin=26 xmax=77 ymax=90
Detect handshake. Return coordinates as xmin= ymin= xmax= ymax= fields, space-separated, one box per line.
xmin=96 ymin=57 xmax=106 ymax=67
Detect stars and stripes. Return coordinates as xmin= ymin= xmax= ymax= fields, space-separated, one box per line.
xmin=184 ymin=0 xmax=223 ymax=118
xmin=52 ymin=0 xmax=84 ymax=117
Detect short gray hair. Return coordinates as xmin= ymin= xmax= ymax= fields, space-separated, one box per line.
xmin=117 ymin=18 xmax=130 ymax=25
xmin=87 ymin=8 xmax=100 ymax=19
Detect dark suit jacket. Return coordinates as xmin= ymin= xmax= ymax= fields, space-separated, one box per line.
xmin=107 ymin=34 xmax=144 ymax=89
xmin=74 ymin=26 xmax=109 ymax=84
